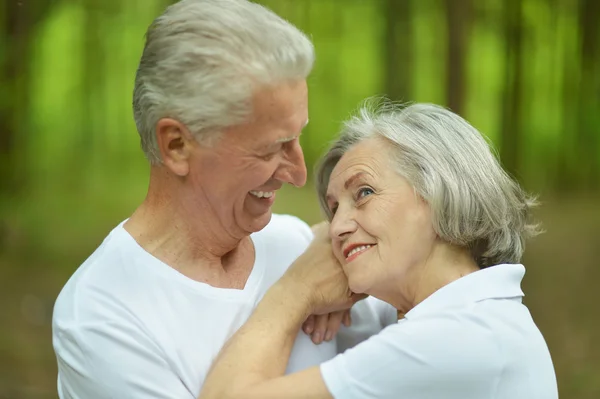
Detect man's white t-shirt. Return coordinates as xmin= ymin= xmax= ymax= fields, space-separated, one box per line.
xmin=52 ymin=214 xmax=336 ymax=398
xmin=320 ymin=264 xmax=558 ymax=399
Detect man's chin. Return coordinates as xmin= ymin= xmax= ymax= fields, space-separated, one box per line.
xmin=244 ymin=210 xmax=273 ymax=234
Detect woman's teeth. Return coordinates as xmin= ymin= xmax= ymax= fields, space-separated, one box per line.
xmin=346 ymin=245 xmax=372 ymax=259
xmin=250 ymin=190 xmax=274 ymax=199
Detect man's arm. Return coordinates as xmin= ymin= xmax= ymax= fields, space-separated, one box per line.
xmin=54 ymin=319 xmax=195 ymax=399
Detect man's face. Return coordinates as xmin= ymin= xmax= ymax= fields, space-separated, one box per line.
xmin=188 ymin=80 xmax=309 ymax=236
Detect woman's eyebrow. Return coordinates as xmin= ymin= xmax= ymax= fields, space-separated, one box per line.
xmin=326 ymin=171 xmax=367 ymax=199
xmin=344 ymin=172 xmax=367 ymax=190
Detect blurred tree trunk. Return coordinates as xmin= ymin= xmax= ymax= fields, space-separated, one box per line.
xmin=444 ymin=0 xmax=470 ymax=114
xmin=576 ymin=0 xmax=599 ymax=191
xmin=1 ymin=1 xmax=31 ymax=196
xmin=500 ymin=0 xmax=524 ymax=179
xmin=384 ymin=0 xmax=412 ymax=101
xmin=556 ymin=0 xmax=578 ymax=192
xmin=1 ymin=1 xmax=54 ymax=198
xmin=82 ymin=1 xmax=104 ymax=155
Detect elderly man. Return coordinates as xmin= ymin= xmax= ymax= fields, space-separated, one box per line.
xmin=51 ymin=1 xmax=383 ymax=398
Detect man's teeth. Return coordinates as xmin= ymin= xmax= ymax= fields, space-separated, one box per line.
xmin=346 ymin=245 xmax=372 ymax=258
xmin=250 ymin=190 xmax=274 ymax=199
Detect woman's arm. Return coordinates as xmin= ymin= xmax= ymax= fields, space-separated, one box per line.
xmin=336 ymin=296 xmax=399 ymax=353
xmin=199 ymin=282 xmax=333 ymax=399
xmin=199 ymin=223 xmax=359 ymax=399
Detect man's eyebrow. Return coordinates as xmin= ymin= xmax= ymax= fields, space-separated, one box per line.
xmin=256 ymin=137 xmax=294 ymax=152
xmin=275 ymin=119 xmax=308 ymax=144
xmin=275 ymin=135 xmax=298 ymax=144
xmin=265 ymin=120 xmax=308 ymax=148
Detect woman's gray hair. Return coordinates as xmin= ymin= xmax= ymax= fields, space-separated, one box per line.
xmin=316 ymin=99 xmax=541 ymax=268
xmin=133 ymin=0 xmax=315 ymax=164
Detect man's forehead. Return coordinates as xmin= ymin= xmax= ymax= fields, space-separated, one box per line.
xmin=267 ymin=118 xmax=309 ymax=145
xmin=275 ymin=135 xmax=298 ymax=144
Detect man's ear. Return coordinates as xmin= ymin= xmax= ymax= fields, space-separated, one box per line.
xmin=155 ymin=118 xmax=195 ymax=176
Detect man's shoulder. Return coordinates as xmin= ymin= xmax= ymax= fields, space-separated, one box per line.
xmin=53 ymin=222 xmax=147 ymax=327
xmin=258 ymin=213 xmax=314 ymax=244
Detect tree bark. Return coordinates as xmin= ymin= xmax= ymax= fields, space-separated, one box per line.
xmin=384 ymin=0 xmax=412 ymax=102
xmin=444 ymin=0 xmax=470 ymax=114
xmin=1 ymin=1 xmax=30 ymax=195
xmin=576 ymin=0 xmax=600 ymax=191
xmin=1 ymin=0 xmax=55 ymax=197
xmin=81 ymin=0 xmax=105 ymax=155
xmin=499 ymin=0 xmax=524 ymax=180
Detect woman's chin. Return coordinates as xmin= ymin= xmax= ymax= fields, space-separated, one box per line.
xmin=347 ymin=274 xmax=370 ymax=296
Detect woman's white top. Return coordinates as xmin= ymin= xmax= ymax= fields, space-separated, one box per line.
xmin=320 ymin=264 xmax=558 ymax=399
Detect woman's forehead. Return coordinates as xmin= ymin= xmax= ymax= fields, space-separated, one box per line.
xmin=333 ymin=140 xmax=390 ymax=175
xmin=327 ymin=140 xmax=390 ymax=195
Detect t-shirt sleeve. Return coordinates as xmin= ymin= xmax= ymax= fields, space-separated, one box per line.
xmin=287 ymin=215 xmax=314 ymax=244
xmin=54 ymin=320 xmax=195 ymax=399
xmin=336 ymin=297 xmax=398 ymax=353
xmin=320 ymin=319 xmax=499 ymax=399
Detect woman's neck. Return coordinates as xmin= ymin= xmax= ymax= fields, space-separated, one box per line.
xmin=394 ymin=242 xmax=480 ymax=315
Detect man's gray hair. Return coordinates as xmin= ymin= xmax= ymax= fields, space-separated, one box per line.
xmin=133 ymin=0 xmax=315 ymax=164
xmin=316 ymin=99 xmax=541 ymax=268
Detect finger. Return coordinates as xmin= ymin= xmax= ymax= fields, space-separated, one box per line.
xmin=349 ymin=293 xmax=368 ymax=306
xmin=325 ymin=311 xmax=345 ymax=341
xmin=342 ymin=309 xmax=352 ymax=327
xmin=311 ymin=314 xmax=329 ymax=344
xmin=303 ymin=315 xmax=315 ymax=334
xmin=310 ymin=221 xmax=330 ymax=241
xmin=310 ymin=221 xmax=328 ymax=233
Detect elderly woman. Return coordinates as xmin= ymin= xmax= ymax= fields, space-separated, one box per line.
xmin=199 ymin=101 xmax=558 ymax=399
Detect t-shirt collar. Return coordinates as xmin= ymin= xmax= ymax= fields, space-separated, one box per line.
xmin=404 ymin=264 xmax=526 ymax=320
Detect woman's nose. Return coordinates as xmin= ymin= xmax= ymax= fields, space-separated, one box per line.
xmin=329 ymin=205 xmax=358 ymax=241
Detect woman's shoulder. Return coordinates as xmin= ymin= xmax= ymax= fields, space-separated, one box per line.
xmin=321 ymin=315 xmax=503 ymax=398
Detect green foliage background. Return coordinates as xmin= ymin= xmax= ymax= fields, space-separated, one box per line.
xmin=0 ymin=0 xmax=599 ymax=397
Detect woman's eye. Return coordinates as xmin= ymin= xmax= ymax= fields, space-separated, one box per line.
xmin=357 ymin=187 xmax=374 ymax=199
xmin=329 ymin=204 xmax=338 ymax=216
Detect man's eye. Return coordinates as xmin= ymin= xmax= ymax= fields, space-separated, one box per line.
xmin=357 ymin=187 xmax=374 ymax=199
xmin=261 ymin=152 xmax=277 ymax=161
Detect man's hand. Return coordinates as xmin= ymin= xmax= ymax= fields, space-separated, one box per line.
xmin=280 ymin=221 xmax=365 ymax=330
xmin=299 ymin=223 xmax=353 ymax=344
xmin=302 ymin=310 xmax=351 ymax=344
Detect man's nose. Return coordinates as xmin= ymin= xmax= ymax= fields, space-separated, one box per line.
xmin=274 ymin=140 xmax=307 ymax=187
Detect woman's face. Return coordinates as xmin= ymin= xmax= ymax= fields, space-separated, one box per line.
xmin=325 ymin=138 xmax=437 ymax=302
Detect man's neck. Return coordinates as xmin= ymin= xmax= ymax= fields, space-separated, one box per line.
xmin=123 ymin=176 xmax=255 ymax=288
